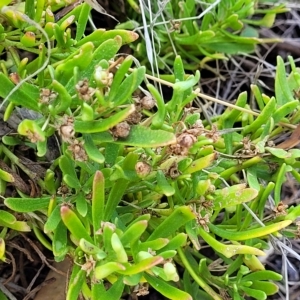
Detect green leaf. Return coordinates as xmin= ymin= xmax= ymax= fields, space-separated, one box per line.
xmin=94 ymin=262 xmax=126 ymax=280
xmin=172 ymin=71 xmax=200 ymax=93
xmin=222 ymin=91 xmax=247 ymax=154
xmin=53 ymin=221 xmax=68 ymax=259
xmin=213 ymin=184 xmax=258 ymax=209
xmin=0 ymin=217 xmax=30 ymax=232
xmin=18 ymin=119 xmax=46 ymax=142
xmin=120 ymin=220 xmax=148 ymax=246
xmin=120 ymin=256 xmax=164 ymax=275
xmin=76 ymin=192 xmax=88 ymax=217
xmin=74 ymin=105 xmax=135 ymax=133
xmin=60 ymin=205 xmax=93 ymax=244
xmin=208 ymin=220 xmax=292 ymax=241
xmin=204 ymin=42 xmax=255 ymax=54
xmin=5 ymin=197 xmax=51 ymax=212
xmin=92 ymin=171 xmax=105 ymax=232
xmin=242 ymin=270 xmax=282 ymax=282
xmin=0 ymin=0 xmax=13 ymax=9
xmin=111 ymin=233 xmax=128 ymax=263
xmin=75 ymin=2 xmax=91 ymax=41
xmin=109 ymin=67 xmax=146 ymax=105
xmin=139 ymin=238 xmax=169 ymax=252
xmin=251 ymin=85 xmax=264 ymax=110
xmin=158 ymin=233 xmax=187 ymax=253
xmin=110 ymin=151 xmax=139 ymax=181
xmin=76 ymin=29 xmax=139 ymax=48
xmin=246 ymin=168 xmax=260 ymax=190
xmin=66 ymin=265 xmax=86 ymax=300
xmin=0 ymin=210 xmax=16 ymax=224
xmin=144 ymin=273 xmax=192 ymax=300
xmin=186 ymin=220 xmax=201 ymax=250
xmin=272 ymin=100 xmax=298 ymax=123
xmin=0 ymin=289 xmax=8 ymax=300
xmin=240 ymin=286 xmax=267 ymax=300
xmin=92 ymin=125 xmax=176 ymax=147
xmin=92 ymin=282 xmax=106 ymax=300
xmin=59 ymin=155 xmax=78 ymax=180
xmin=104 ymin=178 xmax=128 ymax=221
xmin=274 ymin=163 xmax=290 ymax=205
xmin=250 ymin=281 xmax=279 ymax=296
xmin=44 ymin=205 xmax=61 ymax=233
xmin=79 ymin=239 xmax=106 ymax=259
xmin=50 ymin=79 xmax=73 ymax=114
xmin=198 ymin=226 xmax=265 ymax=258
xmin=105 ymin=276 xmax=125 ymax=299
xmin=148 ymin=83 xmax=166 ymax=129
xmin=265 ymin=147 xmax=289 ymax=158
xmin=108 ymin=56 xmax=133 ymax=102
xmin=65 ymin=37 xmax=122 ymax=94
xmin=242 ymin=97 xmax=276 ymax=135
xmin=155 ymin=170 xmax=175 ymax=196
xmin=123 ymin=273 xmax=142 ymax=286
xmin=0 ymin=169 xmax=14 ymax=183
xmin=148 ymin=206 xmax=195 ymax=241
xmin=183 ymin=153 xmax=216 ymax=174
xmin=0 ymin=73 xmax=39 ymax=111
xmin=174 ymin=30 xmax=215 ymax=45
xmin=64 ymin=174 xmax=81 ymax=189
xmin=275 ymin=56 xmax=295 ymax=106
xmin=37 ymin=140 xmax=47 ymax=157
xmin=174 ymin=55 xmax=185 ymax=81
xmin=55 ymin=42 xmax=94 ymax=84
xmin=82 ymin=134 xmax=105 ymax=163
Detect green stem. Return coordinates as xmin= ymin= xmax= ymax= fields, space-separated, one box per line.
xmin=177 ymin=247 xmax=222 ymax=300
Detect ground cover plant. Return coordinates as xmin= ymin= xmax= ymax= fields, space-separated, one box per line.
xmin=0 ymin=0 xmax=300 ymax=299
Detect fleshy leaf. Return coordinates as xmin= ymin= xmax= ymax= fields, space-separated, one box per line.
xmin=5 ymin=197 xmax=52 ymax=212
xmin=92 ymin=125 xmax=176 ymax=147
xmin=213 ymin=184 xmax=258 ymax=209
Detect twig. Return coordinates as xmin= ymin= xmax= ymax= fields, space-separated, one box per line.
xmin=0 ymin=281 xmax=17 ymax=300
xmin=3 ymin=252 xmax=17 ymax=286
xmin=26 ymin=263 xmax=45 ymax=293
xmin=20 ymin=234 xmax=67 ymax=277
xmin=6 ymin=242 xmax=34 ymax=262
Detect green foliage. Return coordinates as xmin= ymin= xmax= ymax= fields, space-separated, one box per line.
xmin=117 ymin=0 xmax=287 ymax=71
xmin=0 ymin=1 xmax=299 ymax=300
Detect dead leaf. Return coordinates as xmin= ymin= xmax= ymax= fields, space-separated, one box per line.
xmin=275 ymin=123 xmax=300 ymax=150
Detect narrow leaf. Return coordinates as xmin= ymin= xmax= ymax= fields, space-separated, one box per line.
xmin=275 ymin=56 xmax=295 ymax=106
xmin=104 ymin=178 xmax=128 ymax=221
xmin=74 ymin=105 xmax=135 ymax=133
xmin=92 ymin=125 xmax=177 ymax=147
xmin=208 ymin=220 xmax=292 ymax=241
xmin=144 ymin=273 xmax=192 ymax=300
xmin=148 ymin=206 xmax=195 ymax=241
xmin=66 ymin=266 xmax=85 ymax=300
xmin=60 ymin=205 xmax=93 ymax=244
xmin=92 ymin=171 xmax=105 ymax=231
xmin=5 ymin=197 xmax=51 ymax=212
